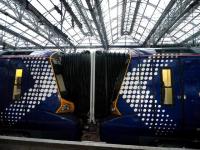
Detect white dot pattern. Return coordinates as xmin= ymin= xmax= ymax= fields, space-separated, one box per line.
xmin=0 ymin=57 xmax=58 ymax=126
xmin=119 ymin=53 xmax=178 ymax=136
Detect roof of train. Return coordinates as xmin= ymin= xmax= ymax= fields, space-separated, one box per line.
xmin=0 ymin=47 xmax=199 ymax=58
xmin=0 ymin=50 xmax=56 ymax=58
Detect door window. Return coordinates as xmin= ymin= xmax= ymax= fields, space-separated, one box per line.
xmin=161 ymin=68 xmax=173 ymax=105
xmin=13 ymin=69 xmax=23 ymax=100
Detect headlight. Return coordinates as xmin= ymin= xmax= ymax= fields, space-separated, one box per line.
xmin=56 ymin=98 xmax=74 ymax=113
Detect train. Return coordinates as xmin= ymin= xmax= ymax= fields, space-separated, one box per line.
xmin=101 ymin=48 xmax=200 ymax=144
xmin=0 ymin=50 xmax=81 ymax=140
xmin=0 ymin=48 xmax=199 ymax=145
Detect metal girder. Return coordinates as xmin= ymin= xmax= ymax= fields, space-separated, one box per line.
xmin=129 ymin=0 xmax=141 ymax=35
xmin=0 ymin=9 xmax=59 ymax=48
xmin=60 ymin=0 xmax=82 ymax=29
xmin=155 ymin=0 xmax=200 ymax=44
xmin=143 ymin=0 xmax=200 ymax=46
xmin=73 ymin=0 xmax=93 ymax=36
xmin=12 ymin=0 xmax=75 ymax=49
xmin=0 ymin=40 xmax=15 ymax=49
xmin=0 ymin=0 xmax=67 ymax=50
xmin=0 ymin=0 xmax=79 ymax=50
xmin=121 ymin=0 xmax=141 ymax=35
xmin=0 ymin=24 xmax=43 ymax=48
xmin=0 ymin=45 xmax=141 ymax=50
xmin=94 ymin=0 xmax=109 ymax=50
xmin=143 ymin=0 xmax=176 ymax=46
xmin=60 ymin=0 xmax=88 ymax=36
xmin=86 ymin=0 xmax=108 ymax=50
xmin=4 ymin=44 xmax=192 ymax=50
xmin=121 ymin=0 xmax=127 ymax=35
xmin=181 ymin=30 xmax=200 ymax=44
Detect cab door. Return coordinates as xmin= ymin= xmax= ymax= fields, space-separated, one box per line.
xmin=0 ymin=59 xmax=11 ymax=112
xmin=0 ymin=58 xmax=19 ymax=127
xmin=159 ymin=57 xmax=183 ymax=134
xmin=182 ymin=56 xmax=200 ymax=131
xmin=0 ymin=59 xmax=10 ymax=126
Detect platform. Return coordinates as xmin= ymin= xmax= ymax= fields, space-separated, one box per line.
xmin=0 ymin=135 xmax=197 ymax=150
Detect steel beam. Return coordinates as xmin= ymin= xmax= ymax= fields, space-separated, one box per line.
xmin=143 ymin=0 xmax=176 ymax=46
xmin=60 ymin=0 xmax=88 ymax=36
xmin=121 ymin=0 xmax=141 ymax=35
xmin=3 ymin=44 xmax=193 ymax=50
xmin=0 ymin=24 xmax=43 ymax=48
xmin=94 ymin=0 xmax=109 ymax=50
xmin=181 ymin=30 xmax=200 ymax=44
xmin=0 ymin=40 xmax=15 ymax=49
xmin=129 ymin=0 xmax=141 ymax=35
xmin=60 ymin=0 xmax=83 ymax=28
xmin=0 ymin=9 xmax=59 ymax=47
xmin=73 ymin=0 xmax=93 ymax=36
xmin=86 ymin=0 xmax=108 ymax=50
xmin=120 ymin=0 xmax=127 ymax=35
xmin=154 ymin=0 xmax=200 ymax=45
xmin=13 ymin=0 xmax=75 ymax=49
xmin=0 ymin=0 xmax=68 ymax=50
xmin=143 ymin=0 xmax=200 ymax=46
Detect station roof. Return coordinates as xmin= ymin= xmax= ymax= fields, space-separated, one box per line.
xmin=0 ymin=0 xmax=200 ymax=51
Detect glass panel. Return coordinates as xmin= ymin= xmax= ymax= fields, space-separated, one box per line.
xmin=164 ymin=88 xmax=173 ymax=105
xmin=162 ymin=68 xmax=173 ymax=105
xmin=162 ymin=69 xmax=172 ymax=87
xmin=56 ymin=74 xmax=66 ymax=92
xmin=13 ymin=69 xmax=23 ymax=100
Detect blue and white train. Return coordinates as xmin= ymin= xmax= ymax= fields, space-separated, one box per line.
xmin=101 ymin=49 xmax=200 ymax=144
xmin=0 ymin=50 xmax=80 ymax=140
xmin=0 ymin=49 xmax=199 ymax=145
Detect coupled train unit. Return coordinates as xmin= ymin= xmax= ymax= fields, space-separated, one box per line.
xmin=0 ymin=49 xmax=200 ymax=145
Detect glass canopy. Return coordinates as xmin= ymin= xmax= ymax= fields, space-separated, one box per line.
xmin=0 ymin=0 xmax=199 ymax=51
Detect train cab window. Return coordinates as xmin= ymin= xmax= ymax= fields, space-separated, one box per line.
xmin=13 ymin=69 xmax=23 ymax=100
xmin=161 ymin=69 xmax=173 ymax=105
xmin=52 ymin=59 xmax=67 ymax=98
xmin=56 ymin=74 xmax=66 ymax=92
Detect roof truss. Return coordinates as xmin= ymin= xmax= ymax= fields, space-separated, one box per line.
xmin=143 ymin=0 xmax=200 ymax=46
xmin=12 ymin=0 xmax=76 ymax=49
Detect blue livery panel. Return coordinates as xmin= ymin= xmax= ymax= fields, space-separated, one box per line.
xmin=0 ymin=50 xmax=200 ymax=145
xmin=0 ymin=53 xmax=80 ymax=140
xmin=100 ymin=53 xmax=200 ymax=144
xmin=183 ymin=57 xmax=200 ymax=129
